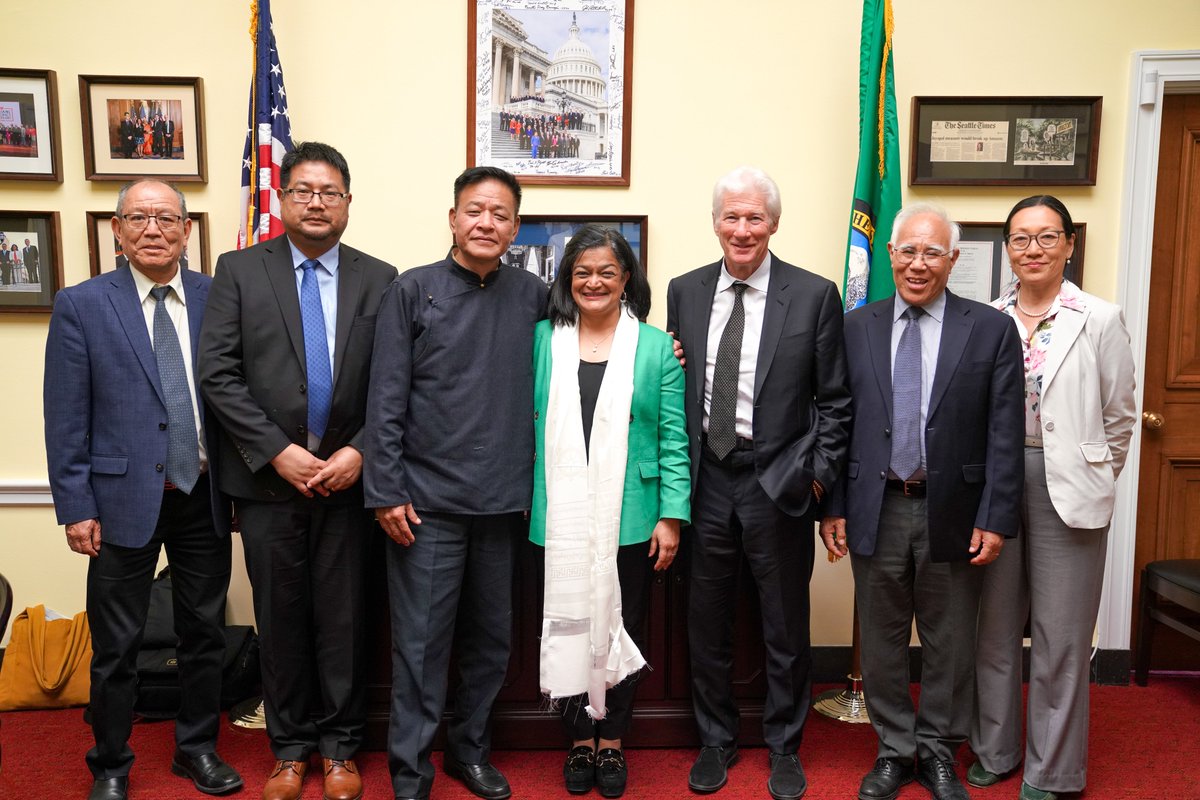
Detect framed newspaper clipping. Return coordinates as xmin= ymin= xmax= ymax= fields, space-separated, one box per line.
xmin=910 ymin=97 xmax=1101 ymax=186
xmin=467 ymin=0 xmax=634 ymax=186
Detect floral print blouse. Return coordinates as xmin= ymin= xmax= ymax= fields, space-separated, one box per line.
xmin=993 ymin=279 xmax=1087 ymax=439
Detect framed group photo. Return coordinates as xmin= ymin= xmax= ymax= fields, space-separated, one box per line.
xmin=910 ymin=97 xmax=1101 ymax=186
xmin=951 ymin=221 xmax=1086 ymax=303
xmin=79 ymin=75 xmax=207 ymax=182
xmin=0 ymin=68 xmax=63 ymax=182
xmin=87 ymin=210 xmax=211 ymax=277
xmin=503 ymin=214 xmax=646 ymax=285
xmin=0 ymin=211 xmax=63 ymax=312
xmin=467 ymin=0 xmax=634 ymax=186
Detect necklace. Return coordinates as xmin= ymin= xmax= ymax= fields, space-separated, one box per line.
xmin=1015 ymin=289 xmax=1054 ymax=318
xmin=584 ymin=327 xmax=616 ymax=354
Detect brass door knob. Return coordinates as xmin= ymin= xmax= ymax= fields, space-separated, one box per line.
xmin=1143 ymin=411 xmax=1165 ymax=429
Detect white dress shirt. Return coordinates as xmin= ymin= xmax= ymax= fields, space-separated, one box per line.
xmin=703 ymin=253 xmax=771 ymax=439
xmin=130 ymin=265 xmax=207 ymax=470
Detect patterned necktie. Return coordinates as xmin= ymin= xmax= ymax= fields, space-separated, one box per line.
xmin=707 ymin=282 xmax=748 ymax=460
xmin=890 ymin=305 xmax=924 ymax=480
xmin=300 ymin=259 xmax=333 ymax=440
xmin=150 ymin=286 xmax=200 ymax=493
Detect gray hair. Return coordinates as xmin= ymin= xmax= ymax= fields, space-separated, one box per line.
xmin=711 ymin=166 xmax=782 ymax=223
xmin=890 ymin=202 xmax=960 ymax=251
xmin=115 ymin=178 xmax=188 ymax=219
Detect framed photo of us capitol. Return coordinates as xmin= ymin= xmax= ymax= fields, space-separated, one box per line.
xmin=467 ymin=0 xmax=633 ymax=186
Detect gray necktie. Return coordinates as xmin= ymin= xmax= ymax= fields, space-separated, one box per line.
xmin=150 ymin=286 xmax=200 ymax=493
xmin=707 ymin=282 xmax=748 ymax=460
xmin=890 ymin=306 xmax=924 ymax=481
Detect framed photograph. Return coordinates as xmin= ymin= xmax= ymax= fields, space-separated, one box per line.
xmin=953 ymin=221 xmax=1086 ymax=303
xmin=79 ymin=75 xmax=206 ymax=182
xmin=467 ymin=0 xmax=634 ymax=186
xmin=0 ymin=68 xmax=63 ymax=182
xmin=910 ymin=97 xmax=1101 ymax=186
xmin=87 ymin=211 xmax=211 ymax=277
xmin=0 ymin=211 xmax=63 ymax=312
xmin=503 ymin=214 xmax=646 ymax=285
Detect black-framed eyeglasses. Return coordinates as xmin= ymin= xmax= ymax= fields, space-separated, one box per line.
xmin=893 ymin=247 xmax=951 ymax=267
xmin=120 ymin=213 xmax=183 ymax=231
xmin=1006 ymin=231 xmax=1065 ymax=250
xmin=282 ymin=188 xmax=349 ymax=206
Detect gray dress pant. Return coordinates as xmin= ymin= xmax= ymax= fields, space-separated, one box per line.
xmin=851 ymin=487 xmax=984 ymax=764
xmin=385 ymin=511 xmax=520 ymax=800
xmin=971 ymin=447 xmax=1108 ymax=793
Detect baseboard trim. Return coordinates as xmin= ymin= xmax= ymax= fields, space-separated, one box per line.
xmin=1093 ymin=648 xmax=1131 ymax=685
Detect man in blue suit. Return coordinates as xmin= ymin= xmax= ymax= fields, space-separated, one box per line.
xmin=821 ymin=203 xmax=1024 ymax=800
xmin=44 ymin=179 xmax=242 ymax=800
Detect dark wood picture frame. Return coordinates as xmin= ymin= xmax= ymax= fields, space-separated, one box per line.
xmin=79 ymin=75 xmax=207 ymax=182
xmin=504 ymin=214 xmax=646 ymax=284
xmin=955 ymin=221 xmax=1086 ymax=302
xmin=87 ymin=210 xmax=211 ymax=277
xmin=467 ymin=0 xmax=634 ymax=186
xmin=0 ymin=210 xmax=63 ymax=312
xmin=910 ymin=97 xmax=1101 ymax=186
xmin=0 ymin=68 xmax=63 ymax=182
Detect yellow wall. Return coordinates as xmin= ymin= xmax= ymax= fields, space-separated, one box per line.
xmin=3 ymin=1 xmax=1198 ymax=645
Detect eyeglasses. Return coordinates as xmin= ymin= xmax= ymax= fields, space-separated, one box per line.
xmin=1005 ymin=230 xmax=1065 ymax=250
xmin=282 ymin=188 xmax=349 ymax=206
xmin=121 ymin=213 xmax=183 ymax=231
xmin=892 ymin=247 xmax=951 ymax=267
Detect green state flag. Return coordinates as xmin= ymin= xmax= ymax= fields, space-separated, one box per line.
xmin=843 ymin=0 xmax=901 ymax=310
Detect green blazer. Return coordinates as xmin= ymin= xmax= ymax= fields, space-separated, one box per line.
xmin=530 ymin=319 xmax=691 ymax=546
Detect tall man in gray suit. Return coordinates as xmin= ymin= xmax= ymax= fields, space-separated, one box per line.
xmin=821 ymin=202 xmax=1024 ymax=800
xmin=44 ymin=179 xmax=242 ymax=800
xmin=666 ymin=167 xmax=852 ymax=800
xmin=199 ymin=142 xmax=396 ymax=800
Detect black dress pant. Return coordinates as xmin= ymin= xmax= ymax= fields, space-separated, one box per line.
xmin=688 ymin=448 xmax=814 ymax=755
xmin=237 ymin=494 xmax=372 ymax=760
xmin=86 ymin=475 xmax=231 ymax=778
xmin=386 ymin=511 xmax=521 ymax=800
xmin=553 ymin=541 xmax=655 ymax=742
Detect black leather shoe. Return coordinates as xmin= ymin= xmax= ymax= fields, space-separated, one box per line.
xmin=858 ymin=758 xmax=914 ymax=800
xmin=688 ymin=745 xmax=739 ymax=793
xmin=563 ymin=745 xmax=595 ymax=794
xmin=595 ymin=748 xmax=627 ymax=798
xmin=767 ymin=752 xmax=807 ymax=799
xmin=443 ymin=756 xmax=512 ymax=800
xmin=88 ymin=777 xmax=128 ymax=800
xmin=171 ymin=750 xmax=245 ymax=795
xmin=916 ymin=758 xmax=970 ymax=800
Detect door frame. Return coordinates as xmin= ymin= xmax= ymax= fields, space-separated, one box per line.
xmin=1104 ymin=50 xmax=1200 ymax=651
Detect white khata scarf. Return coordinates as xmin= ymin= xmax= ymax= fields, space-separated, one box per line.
xmin=540 ymin=307 xmax=646 ymax=719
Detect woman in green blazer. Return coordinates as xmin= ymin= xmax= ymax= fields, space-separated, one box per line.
xmin=530 ymin=225 xmax=690 ymax=798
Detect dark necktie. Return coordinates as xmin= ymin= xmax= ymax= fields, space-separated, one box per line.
xmin=707 ymin=282 xmax=748 ymax=460
xmin=300 ymin=259 xmax=333 ymax=440
xmin=890 ymin=306 xmax=924 ymax=480
xmin=149 ymin=286 xmax=200 ymax=493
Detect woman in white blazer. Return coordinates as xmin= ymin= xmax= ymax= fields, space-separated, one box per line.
xmin=968 ymin=196 xmax=1137 ymax=800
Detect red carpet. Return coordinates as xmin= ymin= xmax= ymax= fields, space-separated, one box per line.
xmin=2 ymin=679 xmax=1197 ymax=798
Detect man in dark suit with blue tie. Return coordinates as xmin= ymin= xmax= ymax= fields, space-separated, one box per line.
xmin=666 ymin=167 xmax=852 ymax=800
xmin=198 ymin=142 xmax=395 ymax=800
xmin=821 ymin=203 xmax=1024 ymax=800
xmin=44 ymin=179 xmax=242 ymax=800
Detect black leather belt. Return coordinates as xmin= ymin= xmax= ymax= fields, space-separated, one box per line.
xmin=886 ymin=478 xmax=926 ymax=497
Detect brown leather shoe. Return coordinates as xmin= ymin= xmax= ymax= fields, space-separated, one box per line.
xmin=323 ymin=758 xmax=363 ymax=800
xmin=262 ymin=759 xmax=307 ymax=800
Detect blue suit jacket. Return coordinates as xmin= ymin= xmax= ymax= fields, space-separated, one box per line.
xmin=44 ymin=266 xmax=229 ymax=547
xmin=827 ymin=291 xmax=1025 ymax=562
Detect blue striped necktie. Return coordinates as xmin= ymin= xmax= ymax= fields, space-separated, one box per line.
xmin=300 ymin=259 xmax=333 ymax=440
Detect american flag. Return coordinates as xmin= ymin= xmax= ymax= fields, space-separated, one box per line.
xmin=238 ymin=0 xmax=293 ymax=249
